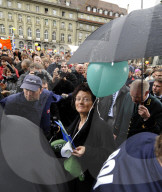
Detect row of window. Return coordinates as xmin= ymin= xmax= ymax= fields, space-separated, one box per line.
xmin=0 ymin=24 xmax=73 ymax=42
xmin=86 ymin=6 xmax=124 ymax=17
xmin=0 ymin=12 xmax=74 ymax=29
xmin=0 ymin=0 xmax=73 ymax=18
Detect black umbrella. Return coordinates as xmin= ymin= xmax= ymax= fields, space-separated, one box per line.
xmin=0 ymin=110 xmax=69 ymax=192
xmin=69 ymin=3 xmax=162 ymax=64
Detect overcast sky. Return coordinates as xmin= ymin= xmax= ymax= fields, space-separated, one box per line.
xmin=102 ymin=0 xmax=160 ymax=13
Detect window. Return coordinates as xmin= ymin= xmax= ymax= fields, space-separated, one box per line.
xmin=69 ymin=13 xmax=73 ymax=18
xmin=93 ymin=8 xmax=97 ymax=13
xmin=104 ymin=19 xmax=107 ymax=23
xmin=61 ymin=33 xmax=64 ymax=41
xmin=36 ymin=6 xmax=39 ymax=13
xmin=45 ymin=19 xmax=48 ymax=26
xmin=99 ymin=18 xmax=101 ymax=22
xmin=104 ymin=10 xmax=108 ymax=15
xmin=27 ymin=16 xmax=31 ymax=23
xmin=109 ymin=11 xmax=113 ymax=16
xmin=27 ymin=27 xmax=32 ymax=37
xmin=45 ymin=8 xmax=48 ymax=14
xmin=44 ymin=30 xmax=48 ymax=40
xmin=19 ymin=26 xmax=23 ymax=36
xmin=115 ymin=13 xmax=119 ymax=17
xmin=92 ymin=16 xmax=95 ymax=21
xmin=53 ymin=20 xmax=56 ymax=27
xmin=66 ymin=1 xmax=70 ymax=6
xmin=85 ymin=33 xmax=89 ymax=39
xmin=44 ymin=44 xmax=48 ymax=50
xmin=80 ymin=14 xmax=84 ymax=18
xmin=52 ymin=31 xmax=56 ymax=40
xmin=19 ymin=41 xmax=24 ymax=49
xmin=18 ymin=14 xmax=22 ymax=22
xmin=8 ymin=13 xmax=12 ymax=20
xmin=0 ymin=0 xmax=2 ymax=5
xmin=9 ymin=25 xmax=13 ymax=34
xmin=68 ymin=23 xmax=72 ymax=30
xmin=68 ymin=34 xmax=71 ymax=43
xmin=53 ymin=9 xmax=57 ymax=15
xmin=86 ymin=25 xmax=89 ymax=30
xmin=61 ymin=22 xmax=65 ymax=29
xmin=26 ymin=4 xmax=30 ymax=11
xmin=79 ymin=32 xmax=82 ymax=40
xmin=36 ymin=29 xmax=40 ymax=38
xmin=62 ymin=11 xmax=65 ymax=17
xmin=120 ymin=14 xmax=124 ymax=17
xmin=99 ymin=9 xmax=103 ymax=14
xmin=0 ymin=12 xmax=3 ymax=19
xmin=7 ymin=1 xmax=12 ymax=7
xmin=87 ymin=16 xmax=90 ymax=20
xmin=17 ymin=2 xmax=22 ymax=9
xmin=79 ymin=23 xmax=83 ymax=29
xmin=0 ymin=24 xmax=5 ymax=33
xmin=36 ymin=17 xmax=40 ymax=24
xmin=28 ymin=42 xmax=32 ymax=49
xmin=87 ymin=6 xmax=91 ymax=11
xmin=92 ymin=26 xmax=95 ymax=31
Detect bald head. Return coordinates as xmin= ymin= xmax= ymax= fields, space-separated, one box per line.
xmin=75 ymin=64 xmax=83 ymax=74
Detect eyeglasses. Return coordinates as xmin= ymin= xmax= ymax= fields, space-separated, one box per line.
xmin=61 ymin=66 xmax=67 ymax=68
xmin=75 ymin=97 xmax=92 ymax=102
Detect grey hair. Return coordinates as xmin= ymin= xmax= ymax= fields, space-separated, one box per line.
xmin=130 ymin=79 xmax=150 ymax=93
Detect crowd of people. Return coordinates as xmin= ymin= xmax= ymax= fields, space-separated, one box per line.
xmin=0 ymin=46 xmax=161 ymax=192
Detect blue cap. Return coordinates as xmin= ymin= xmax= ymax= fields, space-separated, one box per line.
xmin=20 ymin=75 xmax=42 ymax=91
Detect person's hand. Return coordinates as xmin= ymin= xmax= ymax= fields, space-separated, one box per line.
xmin=0 ymin=83 xmax=6 ymax=90
xmin=113 ymin=134 xmax=117 ymax=140
xmin=1 ymin=90 xmax=10 ymax=96
xmin=72 ymin=146 xmax=85 ymax=157
xmin=138 ymin=105 xmax=150 ymax=120
xmin=61 ymin=93 xmax=69 ymax=99
xmin=53 ymin=68 xmax=60 ymax=78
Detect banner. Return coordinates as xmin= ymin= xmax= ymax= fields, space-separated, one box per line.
xmin=0 ymin=39 xmax=12 ymax=50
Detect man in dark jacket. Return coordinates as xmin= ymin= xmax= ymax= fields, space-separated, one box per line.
xmin=47 ymin=54 xmax=61 ymax=76
xmin=95 ymin=85 xmax=134 ymax=147
xmin=0 ymin=75 xmax=62 ymax=136
xmin=128 ymin=79 xmax=162 ymax=137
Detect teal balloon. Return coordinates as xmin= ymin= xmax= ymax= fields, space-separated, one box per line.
xmin=87 ymin=61 xmax=129 ymax=97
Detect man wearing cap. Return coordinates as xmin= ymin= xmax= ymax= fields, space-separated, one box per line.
xmin=0 ymin=75 xmax=62 ymax=136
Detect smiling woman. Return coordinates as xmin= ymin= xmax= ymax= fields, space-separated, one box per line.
xmin=66 ymin=83 xmax=116 ymax=192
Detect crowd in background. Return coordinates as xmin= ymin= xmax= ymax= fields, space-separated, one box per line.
xmin=0 ymin=46 xmax=161 ymax=192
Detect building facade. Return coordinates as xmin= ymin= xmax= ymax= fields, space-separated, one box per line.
xmin=0 ymin=0 xmax=127 ymax=53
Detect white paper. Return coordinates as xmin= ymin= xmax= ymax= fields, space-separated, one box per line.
xmin=61 ymin=141 xmax=73 ymax=158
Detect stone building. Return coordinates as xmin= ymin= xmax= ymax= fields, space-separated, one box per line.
xmin=0 ymin=0 xmax=127 ymax=52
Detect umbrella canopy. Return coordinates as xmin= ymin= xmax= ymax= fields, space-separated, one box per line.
xmin=69 ymin=3 xmax=162 ymax=64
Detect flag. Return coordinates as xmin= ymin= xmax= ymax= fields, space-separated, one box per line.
xmin=0 ymin=39 xmax=12 ymax=50
xmin=55 ymin=120 xmax=76 ymax=149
